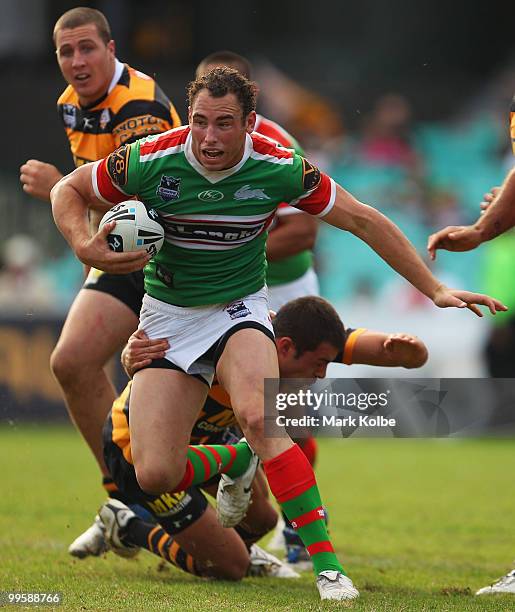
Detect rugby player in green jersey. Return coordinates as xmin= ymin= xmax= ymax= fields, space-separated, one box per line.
xmin=51 ymin=67 xmax=506 ymax=601
xmin=196 ymin=51 xmax=320 ymax=563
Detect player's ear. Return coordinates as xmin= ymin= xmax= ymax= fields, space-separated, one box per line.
xmin=107 ymin=39 xmax=115 ymax=55
xmin=246 ymin=110 xmax=256 ymax=134
xmin=188 ymin=106 xmax=192 ymax=124
xmin=276 ymin=336 xmax=295 ymax=357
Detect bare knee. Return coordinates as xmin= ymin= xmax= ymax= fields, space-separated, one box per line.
xmin=50 ymin=344 xmax=78 ymax=387
xmin=135 ymin=462 xmax=183 ymax=495
xmin=237 ymin=409 xmax=266 ymax=453
xmin=50 ymin=342 xmax=93 ymax=387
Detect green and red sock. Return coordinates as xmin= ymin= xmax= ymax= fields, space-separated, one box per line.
xmin=263 ymin=443 xmax=345 ymax=576
xmin=173 ymin=441 xmax=252 ymax=492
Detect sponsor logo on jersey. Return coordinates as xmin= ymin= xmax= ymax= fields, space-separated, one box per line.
xmin=82 ymin=116 xmax=94 ymax=130
xmin=113 ymin=115 xmax=167 ymax=144
xmin=225 ymin=300 xmax=251 ymax=320
xmin=301 ymin=157 xmax=321 ymax=191
xmin=62 ymin=104 xmax=76 ymax=129
xmin=234 ymin=185 xmax=270 ymax=200
xmin=166 ymin=221 xmax=263 ymax=243
xmin=107 ymin=145 xmax=130 ymax=186
xmin=99 ymin=108 xmax=111 ymax=130
xmin=147 ymin=491 xmax=190 ymax=516
xmin=156 ymin=175 xmax=181 ymax=201
xmin=198 ymin=189 xmax=224 ymax=202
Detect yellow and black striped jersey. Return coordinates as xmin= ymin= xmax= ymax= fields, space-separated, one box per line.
xmin=108 ymin=328 xmax=365 ymax=460
xmin=57 ymin=59 xmax=181 ymax=167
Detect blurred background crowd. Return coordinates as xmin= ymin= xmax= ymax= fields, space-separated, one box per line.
xmin=1 ymin=0 xmax=515 ymax=384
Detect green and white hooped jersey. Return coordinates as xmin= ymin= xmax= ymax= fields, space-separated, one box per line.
xmin=93 ymin=126 xmax=335 ymax=306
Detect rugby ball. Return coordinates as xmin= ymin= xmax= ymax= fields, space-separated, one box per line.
xmin=99 ymin=201 xmax=164 ymax=256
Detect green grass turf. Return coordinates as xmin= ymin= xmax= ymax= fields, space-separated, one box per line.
xmin=1 ymin=425 xmax=515 ymax=611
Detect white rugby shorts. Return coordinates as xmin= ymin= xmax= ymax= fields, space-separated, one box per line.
xmin=267 ymin=267 xmax=319 ymax=312
xmin=139 ymin=287 xmax=274 ymax=385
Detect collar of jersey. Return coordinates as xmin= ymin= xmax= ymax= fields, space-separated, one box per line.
xmin=79 ymin=58 xmax=125 ymax=110
xmin=184 ymin=131 xmax=253 ymax=184
xmin=107 ymin=58 xmax=125 ymax=95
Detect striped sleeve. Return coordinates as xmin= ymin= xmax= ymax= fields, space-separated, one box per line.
xmin=287 ymin=156 xmax=336 ymax=217
xmin=276 ymin=202 xmax=303 ymax=217
xmin=92 ymin=141 xmax=139 ymax=205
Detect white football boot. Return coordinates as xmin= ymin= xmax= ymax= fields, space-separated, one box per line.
xmin=216 ymin=439 xmax=259 ymax=528
xmin=68 ymin=514 xmax=108 ymax=558
xmin=316 ymin=570 xmax=360 ymax=600
xmin=247 ymin=544 xmax=300 ymax=578
xmin=476 ymin=569 xmax=515 ymax=595
xmin=97 ymin=499 xmax=140 ymax=558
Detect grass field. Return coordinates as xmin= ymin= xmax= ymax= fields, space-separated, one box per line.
xmin=1 ymin=425 xmax=515 ymax=611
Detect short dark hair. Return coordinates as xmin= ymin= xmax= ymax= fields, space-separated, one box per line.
xmin=273 ymin=297 xmax=345 ymax=356
xmin=187 ymin=67 xmax=258 ymax=120
xmin=196 ymin=51 xmax=252 ymax=79
xmin=53 ymin=7 xmax=112 ymax=46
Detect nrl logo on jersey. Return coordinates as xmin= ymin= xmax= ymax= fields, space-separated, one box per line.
xmin=198 ymin=190 xmax=224 ymax=202
xmin=156 ymin=175 xmax=181 ymax=201
xmin=234 ymin=185 xmax=270 ymax=201
xmin=62 ymin=104 xmax=77 ymax=129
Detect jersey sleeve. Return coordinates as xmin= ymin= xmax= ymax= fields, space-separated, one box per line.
xmin=334 ymin=328 xmax=367 ymax=365
xmin=111 ymin=85 xmax=181 ymax=148
xmin=92 ymin=140 xmax=141 ymax=205
xmin=275 ymin=202 xmax=303 ymax=217
xmin=287 ymin=155 xmax=336 ymax=217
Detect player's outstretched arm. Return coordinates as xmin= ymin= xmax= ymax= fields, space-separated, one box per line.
xmin=323 ymin=184 xmax=507 ymax=316
xmin=121 ymin=330 xmax=169 ymax=378
xmin=351 ymin=331 xmax=428 ymax=369
xmin=20 ymin=159 xmax=64 ymax=202
xmin=427 ymin=168 xmax=515 ymax=259
xmin=50 ymin=164 xmax=150 ymax=274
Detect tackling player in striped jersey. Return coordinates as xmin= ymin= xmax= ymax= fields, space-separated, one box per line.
xmin=51 ymin=67 xmax=505 ymax=601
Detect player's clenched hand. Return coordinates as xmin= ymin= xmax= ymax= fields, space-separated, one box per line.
xmin=76 ymin=221 xmax=150 ymax=273
xmin=20 ymin=159 xmax=63 ymax=202
xmin=480 ymin=186 xmax=500 ymax=212
xmin=432 ymin=286 xmax=507 ymax=317
xmin=122 ymin=329 xmax=169 ymax=378
xmin=427 ymin=225 xmax=483 ymax=260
